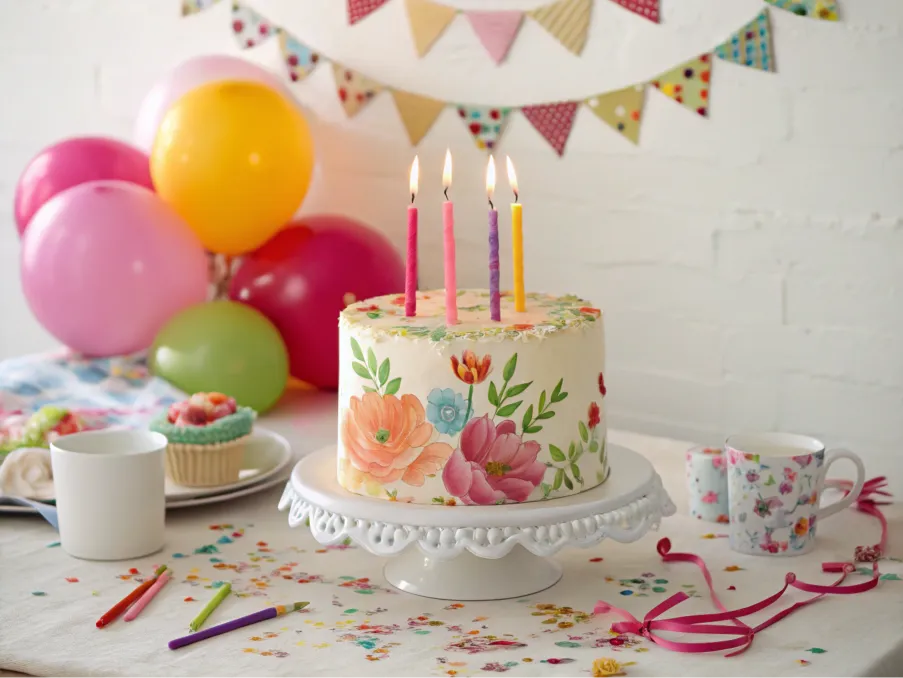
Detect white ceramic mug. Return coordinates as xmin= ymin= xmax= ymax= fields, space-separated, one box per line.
xmin=51 ymin=429 xmax=167 ymax=560
xmin=725 ymin=433 xmax=865 ymax=556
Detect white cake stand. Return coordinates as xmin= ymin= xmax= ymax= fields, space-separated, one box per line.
xmin=278 ymin=445 xmax=675 ymax=601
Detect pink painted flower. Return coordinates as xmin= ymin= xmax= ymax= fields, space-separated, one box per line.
xmin=783 ymin=467 xmax=797 ymax=482
xmin=701 ymin=491 xmax=719 ymax=504
xmin=711 ymin=455 xmax=725 ymax=471
xmin=778 ymin=480 xmax=794 ymax=495
xmin=442 ymin=415 xmax=545 ymax=505
xmin=746 ymin=470 xmax=760 ymax=483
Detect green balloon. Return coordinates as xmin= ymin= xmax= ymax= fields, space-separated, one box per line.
xmin=150 ymin=301 xmax=289 ymax=413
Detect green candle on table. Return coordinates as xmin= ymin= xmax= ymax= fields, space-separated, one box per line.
xmin=190 ymin=582 xmax=231 ymax=631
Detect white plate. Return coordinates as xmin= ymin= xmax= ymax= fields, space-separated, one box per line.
xmin=0 ymin=427 xmax=294 ymax=515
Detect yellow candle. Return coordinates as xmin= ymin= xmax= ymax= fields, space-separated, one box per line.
xmin=507 ymin=156 xmax=525 ymax=312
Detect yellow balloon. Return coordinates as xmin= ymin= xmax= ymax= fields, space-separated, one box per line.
xmin=151 ymin=80 xmax=314 ymax=255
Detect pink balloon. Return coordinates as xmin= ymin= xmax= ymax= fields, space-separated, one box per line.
xmin=134 ymin=54 xmax=295 ymax=153
xmin=21 ymin=180 xmax=209 ymax=357
xmin=229 ymin=215 xmax=404 ymax=389
xmin=14 ymin=137 xmax=153 ymax=236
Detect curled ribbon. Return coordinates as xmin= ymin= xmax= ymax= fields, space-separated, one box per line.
xmin=824 ymin=476 xmax=891 ymax=563
xmin=595 ymin=537 xmax=881 ymax=656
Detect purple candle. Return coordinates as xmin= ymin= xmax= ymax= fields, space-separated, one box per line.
xmin=487 ymin=156 xmax=501 ymax=321
xmin=168 ymin=602 xmax=307 ymax=650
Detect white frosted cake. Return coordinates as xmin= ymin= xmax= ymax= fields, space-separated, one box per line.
xmin=337 ymin=289 xmax=608 ymax=505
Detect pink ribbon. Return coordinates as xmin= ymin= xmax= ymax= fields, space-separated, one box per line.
xmin=824 ymin=476 xmax=891 ymax=563
xmin=594 ymin=537 xmax=881 ymax=656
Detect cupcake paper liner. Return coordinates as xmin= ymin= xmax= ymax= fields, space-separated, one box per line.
xmin=165 ymin=435 xmax=249 ymax=487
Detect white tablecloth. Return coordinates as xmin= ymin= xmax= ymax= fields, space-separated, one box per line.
xmin=1 ymin=392 xmax=901 ymax=677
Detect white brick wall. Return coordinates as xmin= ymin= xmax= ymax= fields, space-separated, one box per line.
xmin=1 ymin=0 xmax=901 ymax=485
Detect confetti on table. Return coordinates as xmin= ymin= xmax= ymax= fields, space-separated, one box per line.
xmin=619 ymin=590 xmax=633 ymax=596
xmin=880 ymin=573 xmax=901 ymax=581
xmin=806 ymin=648 xmax=826 ymax=654
xmin=91 ymin=591 xmax=100 ymax=596
xmin=724 ymin=565 xmax=744 ymax=572
xmin=65 ymin=577 xmax=79 ymax=583
xmin=217 ymin=535 xmax=234 ymax=544
xmin=210 ymin=558 xmax=223 ymax=563
xmin=128 ymin=568 xmax=139 ymax=575
xmin=173 ymin=553 xmax=187 ymax=558
xmin=31 ymin=591 xmax=46 ymax=596
xmin=797 ymin=659 xmax=811 ymax=666
xmin=194 ymin=545 xmax=220 ymax=554
xmin=727 ymin=585 xmax=737 ymax=590
xmin=46 ymin=541 xmax=60 ymax=548
xmin=184 ymin=597 xmax=196 ymax=602
xmin=589 ymin=557 xmax=604 ymax=562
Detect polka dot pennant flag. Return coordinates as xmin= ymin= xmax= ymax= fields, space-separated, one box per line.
xmin=521 ymin=102 xmax=580 ymax=156
xmin=456 ymin=105 xmax=512 ymax=152
xmin=278 ymin=29 xmax=321 ymax=83
xmin=651 ymin=53 xmax=713 ymax=118
xmin=584 ymin=85 xmax=645 ymax=144
xmin=765 ymin=0 xmax=838 ymax=21
xmin=332 ymin=63 xmax=384 ymax=117
xmin=611 ymin=0 xmax=660 ymax=23
xmin=231 ymin=1 xmax=274 ymax=49
xmin=181 ymin=0 xmax=220 ymax=16
xmin=348 ymin=0 xmax=391 ymax=25
xmin=715 ymin=9 xmax=775 ymax=72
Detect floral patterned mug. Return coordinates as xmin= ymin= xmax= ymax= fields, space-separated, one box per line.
xmin=685 ymin=446 xmax=729 ymax=523
xmin=726 ymin=433 xmax=865 ymax=556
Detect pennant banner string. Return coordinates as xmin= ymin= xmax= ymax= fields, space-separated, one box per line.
xmin=185 ymin=3 xmax=795 ymax=155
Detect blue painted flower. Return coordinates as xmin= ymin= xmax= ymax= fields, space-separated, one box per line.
xmin=426 ymin=388 xmax=469 ymax=435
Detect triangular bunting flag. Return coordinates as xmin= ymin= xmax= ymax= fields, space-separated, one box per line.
xmin=465 ymin=11 xmax=524 ymax=64
xmin=391 ymin=90 xmax=446 ymax=145
xmin=528 ymin=0 xmax=592 ymax=55
xmin=764 ymin=0 xmax=838 ymax=20
xmin=585 ymin=85 xmax=645 ymax=144
xmin=521 ymin=102 xmax=579 ymax=156
xmin=651 ymin=53 xmax=713 ymax=117
xmin=611 ymin=0 xmax=660 ymax=23
xmin=332 ymin=64 xmax=384 ymax=117
xmin=278 ymin=30 xmax=321 ymax=82
xmin=348 ymin=0 xmax=390 ymax=25
xmin=231 ymin=1 xmax=274 ymax=49
xmin=405 ymin=0 xmax=458 ymax=57
xmin=456 ymin=105 xmax=512 ymax=151
xmin=182 ymin=0 xmax=220 ymax=17
xmin=715 ymin=10 xmax=775 ymax=72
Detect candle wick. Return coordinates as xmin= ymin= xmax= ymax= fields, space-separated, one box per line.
xmin=514 ymin=191 xmax=519 ymax=204
xmin=488 ymin=197 xmax=494 ymax=210
xmin=411 ymin=193 xmax=415 ymax=204
xmin=444 ymin=187 xmax=449 ymax=201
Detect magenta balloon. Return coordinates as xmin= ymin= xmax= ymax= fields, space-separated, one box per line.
xmin=134 ymin=54 xmax=295 ymax=153
xmin=14 ymin=137 xmax=153 ymax=236
xmin=21 ymin=180 xmax=210 ymax=357
xmin=229 ymin=215 xmax=405 ymax=389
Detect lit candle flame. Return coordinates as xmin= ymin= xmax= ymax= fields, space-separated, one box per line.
xmin=506 ymin=156 xmax=518 ymax=201
xmin=409 ymin=156 xmax=419 ymax=200
xmin=442 ymin=149 xmax=453 ymax=190
xmin=486 ymin=156 xmax=496 ymax=201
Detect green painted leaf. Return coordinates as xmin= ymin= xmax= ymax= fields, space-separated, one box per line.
xmin=350 ymin=337 xmax=364 ymax=362
xmin=430 ymin=327 xmax=447 ymax=342
xmin=555 ymin=641 xmax=581 ymax=648
xmin=541 ymin=482 xmax=551 ymax=498
xmin=522 ymin=404 xmax=534 ymax=431
xmin=589 ymin=440 xmax=599 ymax=453
xmin=362 ymin=386 xmax=377 ymax=393
xmin=496 ymin=401 xmax=522 ymax=417
xmin=352 ymin=362 xmax=371 ymax=380
xmin=503 ymin=354 xmax=518 ymax=382
xmin=553 ymin=468 xmax=564 ymax=490
xmin=563 ymin=474 xmax=574 ymax=491
xmin=366 ymin=348 xmax=377 ymax=374
xmin=488 ymin=382 xmax=499 ymax=406
xmin=378 ymin=359 xmax=390 ymax=386
xmin=506 ymin=382 xmax=532 ymax=397
xmin=384 ymin=378 xmax=402 ymax=395
xmin=570 ymin=463 xmax=582 ymax=481
xmin=549 ymin=445 xmax=566 ymax=462
xmin=551 ymin=378 xmax=562 ymax=402
xmin=578 ymin=421 xmax=589 ymax=443
xmin=524 ymin=425 xmax=543 ymax=434
xmin=366 ymin=312 xmax=380 ymax=319
xmin=539 ymin=390 xmax=547 ymax=412
xmin=568 ymin=442 xmax=576 ymax=459
xmin=558 ymin=391 xmax=569 ymax=401
xmin=537 ymin=410 xmax=555 ymax=420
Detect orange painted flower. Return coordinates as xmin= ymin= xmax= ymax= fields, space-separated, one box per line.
xmin=505 ymin=323 xmax=534 ymax=331
xmin=794 ymin=516 xmax=809 ymax=537
xmin=450 ymin=350 xmax=492 ymax=384
xmin=391 ymin=295 xmax=406 ymax=306
xmin=341 ymin=392 xmax=453 ymax=487
xmin=580 ymin=307 xmax=601 ymax=317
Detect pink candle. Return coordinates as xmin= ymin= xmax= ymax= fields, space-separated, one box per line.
xmin=405 ymin=156 xmax=419 ymax=317
xmin=442 ymin=149 xmax=457 ymax=326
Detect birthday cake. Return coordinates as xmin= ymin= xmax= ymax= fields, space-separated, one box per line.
xmin=337 ymin=289 xmax=608 ymax=505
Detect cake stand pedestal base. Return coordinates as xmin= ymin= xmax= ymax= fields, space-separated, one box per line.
xmin=278 ymin=445 xmax=675 ymax=601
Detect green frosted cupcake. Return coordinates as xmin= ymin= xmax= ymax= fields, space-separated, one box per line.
xmin=150 ymin=393 xmax=256 ymax=487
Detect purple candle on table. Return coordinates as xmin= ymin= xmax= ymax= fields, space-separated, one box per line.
xmin=486 ymin=156 xmax=501 ymax=322
xmin=168 ymin=602 xmax=308 ymax=650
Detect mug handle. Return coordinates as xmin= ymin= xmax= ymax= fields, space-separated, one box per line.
xmin=815 ymin=448 xmax=866 ymax=522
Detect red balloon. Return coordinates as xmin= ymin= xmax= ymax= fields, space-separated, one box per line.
xmin=230 ymin=215 xmax=404 ymax=389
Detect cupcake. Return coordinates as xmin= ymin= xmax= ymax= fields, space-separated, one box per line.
xmin=150 ymin=392 xmax=255 ymax=487
xmin=1 ymin=406 xmax=86 ymax=458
